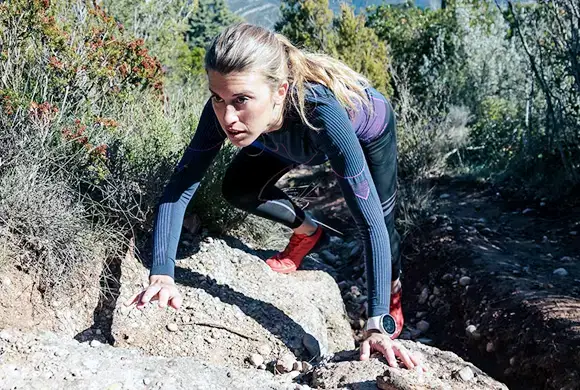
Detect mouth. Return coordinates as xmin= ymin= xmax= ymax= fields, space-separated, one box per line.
xmin=226 ymin=128 xmax=246 ymax=136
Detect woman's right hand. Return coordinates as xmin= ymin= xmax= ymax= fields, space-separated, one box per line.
xmin=124 ymin=275 xmax=183 ymax=310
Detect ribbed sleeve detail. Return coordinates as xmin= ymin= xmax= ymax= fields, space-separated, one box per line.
xmin=150 ymin=99 xmax=225 ymax=278
xmin=308 ymin=95 xmax=392 ymax=317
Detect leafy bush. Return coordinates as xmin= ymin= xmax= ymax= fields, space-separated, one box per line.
xmin=0 ymin=0 xmax=225 ymax=297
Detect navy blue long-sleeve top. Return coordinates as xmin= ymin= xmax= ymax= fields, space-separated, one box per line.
xmin=151 ymin=83 xmax=395 ymax=317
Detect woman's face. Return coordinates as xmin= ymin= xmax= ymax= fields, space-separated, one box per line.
xmin=207 ymin=70 xmax=288 ymax=148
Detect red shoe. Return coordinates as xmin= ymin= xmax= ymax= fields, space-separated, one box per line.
xmin=266 ymin=226 xmax=324 ymax=273
xmin=389 ymin=287 xmax=404 ymax=339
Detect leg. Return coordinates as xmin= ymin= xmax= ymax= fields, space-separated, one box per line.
xmin=222 ymin=146 xmax=324 ymax=273
xmin=222 ymin=146 xmax=305 ymax=228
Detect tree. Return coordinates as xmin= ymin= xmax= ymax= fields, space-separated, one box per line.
xmin=275 ymin=0 xmax=336 ymax=53
xmin=333 ymin=5 xmax=393 ymax=96
xmin=186 ymin=0 xmax=241 ymax=50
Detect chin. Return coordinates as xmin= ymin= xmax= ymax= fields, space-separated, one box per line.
xmin=229 ymin=135 xmax=258 ymax=148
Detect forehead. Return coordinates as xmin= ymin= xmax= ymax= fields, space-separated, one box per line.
xmin=207 ymin=70 xmax=268 ymax=95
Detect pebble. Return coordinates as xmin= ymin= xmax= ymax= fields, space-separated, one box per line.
xmin=258 ymin=364 xmax=266 ymax=370
xmin=249 ymin=353 xmax=264 ymax=367
xmin=441 ymin=273 xmax=454 ymax=282
xmin=321 ymin=250 xmax=339 ymax=262
xmin=465 ymin=325 xmax=481 ymax=340
xmin=440 ymin=193 xmax=451 ymax=199
xmin=416 ymin=320 xmax=430 ymax=333
xmin=167 ymin=323 xmax=179 ymax=332
xmin=561 ymin=256 xmax=573 ymax=262
xmin=302 ymin=361 xmax=313 ymax=372
xmin=292 ymin=361 xmax=302 ymax=371
xmin=89 ymin=340 xmax=101 ymax=348
xmin=1 ymin=276 xmax=11 ymax=286
xmin=329 ymin=236 xmax=343 ymax=245
xmin=509 ymin=356 xmax=517 ymax=366
xmin=553 ymin=268 xmax=569 ymax=277
xmin=143 ymin=378 xmax=151 ymax=385
xmin=433 ymin=287 xmax=441 ymax=296
xmin=459 ymin=276 xmax=472 ymax=286
xmin=399 ymin=330 xmax=412 ymax=340
xmin=522 ymin=208 xmax=534 ymax=215
xmin=486 ymin=341 xmax=495 ymax=353
xmin=418 ymin=287 xmax=429 ymax=304
xmin=571 ymin=231 xmax=578 ymax=236
xmin=258 ymin=344 xmax=271 ymax=357
xmin=287 ymin=370 xmax=301 ymax=380
xmin=416 ymin=311 xmax=427 ymax=319
xmin=458 ymin=366 xmax=475 ymax=381
xmin=276 ymin=352 xmax=296 ymax=374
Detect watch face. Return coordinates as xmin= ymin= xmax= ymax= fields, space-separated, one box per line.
xmin=382 ymin=314 xmax=396 ymax=335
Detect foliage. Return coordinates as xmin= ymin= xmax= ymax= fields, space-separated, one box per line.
xmin=275 ymin=0 xmax=393 ymax=95
xmin=99 ymin=0 xmax=196 ymax=78
xmin=185 ymin=0 xmax=241 ymax=49
xmin=499 ymin=0 xmax=580 ymax=184
xmin=366 ymin=0 xmax=463 ymax=106
xmin=275 ymin=0 xmax=336 ymax=52
xmin=333 ymin=5 xmax=392 ymax=97
xmin=0 ymin=0 xmax=214 ymax=297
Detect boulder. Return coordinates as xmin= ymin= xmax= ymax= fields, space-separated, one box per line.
xmin=0 ymin=328 xmax=310 ymax=390
xmin=312 ymin=341 xmax=508 ymax=389
xmin=111 ymin=238 xmax=354 ymax=368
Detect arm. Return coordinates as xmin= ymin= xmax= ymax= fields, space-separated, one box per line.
xmin=150 ymin=99 xmax=225 ymax=279
xmin=308 ymin=98 xmax=392 ymax=317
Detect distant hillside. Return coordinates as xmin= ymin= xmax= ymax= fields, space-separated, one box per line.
xmin=227 ymin=0 xmax=443 ymax=29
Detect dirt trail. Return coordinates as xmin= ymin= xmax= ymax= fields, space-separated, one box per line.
xmin=404 ymin=178 xmax=580 ymax=390
xmin=283 ymin=171 xmax=580 ymax=390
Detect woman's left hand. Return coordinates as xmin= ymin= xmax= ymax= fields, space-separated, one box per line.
xmin=359 ymin=331 xmax=426 ymax=372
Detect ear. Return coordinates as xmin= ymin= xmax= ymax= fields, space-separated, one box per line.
xmin=274 ymin=80 xmax=289 ymax=105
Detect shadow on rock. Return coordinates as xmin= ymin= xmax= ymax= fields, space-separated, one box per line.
xmin=174 ymin=266 xmax=320 ymax=359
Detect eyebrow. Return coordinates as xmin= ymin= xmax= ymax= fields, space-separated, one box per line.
xmin=209 ymin=89 xmax=253 ymax=98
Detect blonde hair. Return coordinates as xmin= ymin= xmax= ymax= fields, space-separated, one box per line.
xmin=204 ymin=22 xmax=372 ymax=129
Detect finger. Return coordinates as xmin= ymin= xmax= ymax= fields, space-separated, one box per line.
xmin=382 ymin=343 xmax=398 ymax=368
xmin=125 ymin=290 xmax=144 ymax=306
xmin=359 ymin=340 xmax=371 ymax=361
xmin=409 ymin=351 xmax=426 ymax=372
xmin=137 ymin=285 xmax=162 ymax=308
xmin=157 ymin=288 xmax=170 ymax=308
xmin=169 ymin=293 xmax=183 ymax=310
xmin=394 ymin=345 xmax=415 ymax=369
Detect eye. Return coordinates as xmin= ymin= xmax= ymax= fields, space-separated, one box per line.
xmin=236 ymin=96 xmax=249 ymax=104
xmin=211 ymin=95 xmax=224 ymax=103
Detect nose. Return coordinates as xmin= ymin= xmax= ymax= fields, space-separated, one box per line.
xmin=223 ymin=105 xmax=238 ymax=126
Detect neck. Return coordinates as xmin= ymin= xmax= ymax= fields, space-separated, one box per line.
xmin=266 ymin=105 xmax=284 ymax=133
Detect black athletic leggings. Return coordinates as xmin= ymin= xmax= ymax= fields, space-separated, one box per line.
xmin=221 ymin=127 xmax=401 ymax=280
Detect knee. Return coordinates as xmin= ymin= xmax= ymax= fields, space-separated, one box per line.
xmin=222 ymin=178 xmax=256 ymax=209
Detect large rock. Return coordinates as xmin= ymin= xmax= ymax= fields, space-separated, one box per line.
xmin=111 ymin=238 xmax=354 ymax=367
xmin=0 ymin=328 xmax=310 ymax=390
xmin=312 ymin=341 xmax=508 ymax=389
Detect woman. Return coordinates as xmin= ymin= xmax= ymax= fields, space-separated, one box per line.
xmin=126 ymin=22 xmax=422 ymax=370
